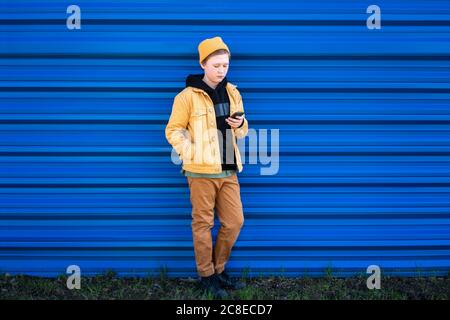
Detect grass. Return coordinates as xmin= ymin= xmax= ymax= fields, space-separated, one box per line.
xmin=0 ymin=271 xmax=449 ymax=300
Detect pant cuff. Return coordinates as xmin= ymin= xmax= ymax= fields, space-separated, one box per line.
xmin=215 ymin=267 xmax=225 ymax=275
xmin=198 ymin=269 xmax=215 ymax=278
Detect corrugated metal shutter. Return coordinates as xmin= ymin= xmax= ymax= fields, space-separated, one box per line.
xmin=1 ymin=0 xmax=450 ymax=277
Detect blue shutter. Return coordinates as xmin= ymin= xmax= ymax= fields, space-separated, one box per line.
xmin=1 ymin=0 xmax=449 ymax=277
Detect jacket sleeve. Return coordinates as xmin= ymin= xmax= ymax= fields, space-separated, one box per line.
xmin=165 ymin=92 xmax=194 ymax=160
xmin=233 ymin=90 xmax=249 ymax=139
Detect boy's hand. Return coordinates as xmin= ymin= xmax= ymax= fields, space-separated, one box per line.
xmin=226 ymin=115 xmax=244 ymax=128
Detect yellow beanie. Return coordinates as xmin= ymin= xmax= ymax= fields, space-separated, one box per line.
xmin=198 ymin=36 xmax=231 ymax=64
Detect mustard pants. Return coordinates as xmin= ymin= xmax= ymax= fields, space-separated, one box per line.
xmin=187 ymin=174 xmax=244 ymax=277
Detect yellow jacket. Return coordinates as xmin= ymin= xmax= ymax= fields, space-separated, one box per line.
xmin=165 ymin=82 xmax=249 ymax=174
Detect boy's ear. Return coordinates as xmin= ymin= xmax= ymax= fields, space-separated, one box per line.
xmin=199 ymin=61 xmax=205 ymax=70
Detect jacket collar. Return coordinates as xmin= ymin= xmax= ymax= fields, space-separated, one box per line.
xmin=191 ymin=83 xmax=237 ymax=95
xmin=191 ymin=83 xmax=238 ymax=113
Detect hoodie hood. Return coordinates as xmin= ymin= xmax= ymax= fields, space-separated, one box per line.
xmin=185 ymin=74 xmax=229 ymax=105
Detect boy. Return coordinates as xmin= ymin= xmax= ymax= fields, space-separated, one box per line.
xmin=165 ymin=36 xmax=249 ymax=299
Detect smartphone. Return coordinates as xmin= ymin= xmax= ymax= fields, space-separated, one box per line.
xmin=230 ymin=111 xmax=245 ymax=119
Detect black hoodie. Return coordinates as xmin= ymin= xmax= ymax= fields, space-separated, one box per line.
xmin=185 ymin=74 xmax=237 ymax=171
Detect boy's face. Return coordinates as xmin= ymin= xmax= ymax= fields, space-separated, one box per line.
xmin=201 ymin=53 xmax=229 ymax=85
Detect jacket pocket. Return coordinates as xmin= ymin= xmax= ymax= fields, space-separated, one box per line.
xmin=191 ymin=108 xmax=208 ymax=117
xmin=181 ymin=140 xmax=195 ymax=163
xmin=189 ymin=107 xmax=209 ymax=164
xmin=189 ymin=108 xmax=208 ymax=140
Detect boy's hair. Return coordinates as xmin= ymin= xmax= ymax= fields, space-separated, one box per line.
xmin=201 ymin=49 xmax=230 ymax=65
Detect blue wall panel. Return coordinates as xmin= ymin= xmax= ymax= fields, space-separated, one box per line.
xmin=1 ymin=0 xmax=450 ymax=277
